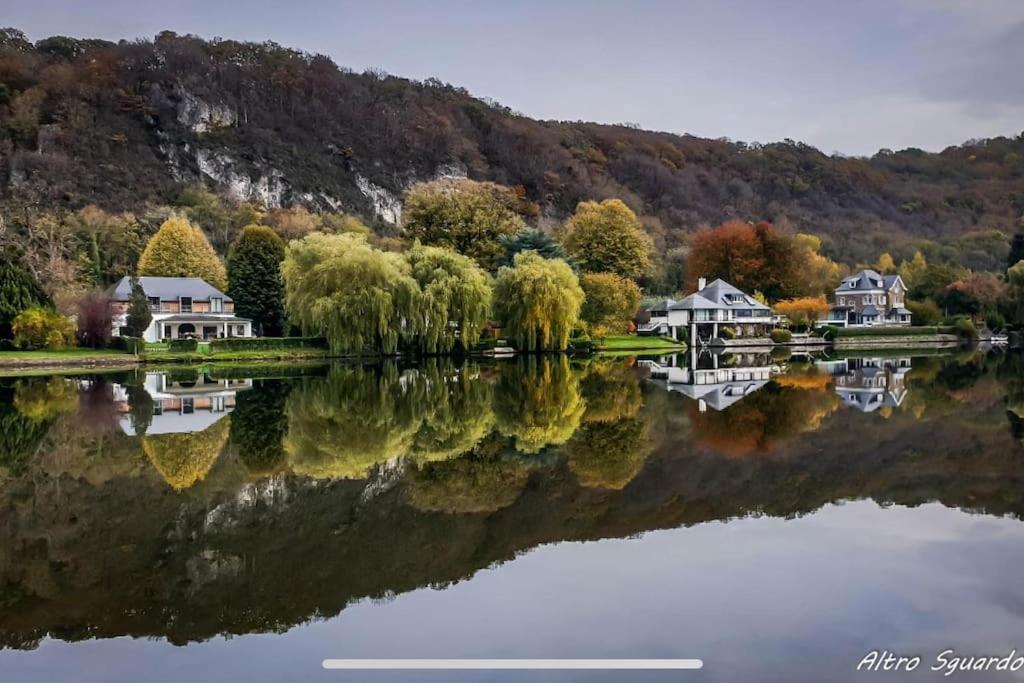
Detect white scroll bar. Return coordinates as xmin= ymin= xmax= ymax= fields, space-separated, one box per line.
xmin=323 ymin=659 xmax=703 ymax=670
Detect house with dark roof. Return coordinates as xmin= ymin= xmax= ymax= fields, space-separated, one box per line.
xmin=817 ymin=357 xmax=911 ymax=413
xmin=640 ymin=277 xmax=774 ymax=343
xmin=827 ymin=270 xmax=911 ymax=327
xmin=108 ymin=276 xmax=253 ymax=342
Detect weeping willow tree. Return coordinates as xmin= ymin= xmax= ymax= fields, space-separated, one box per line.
xmin=141 ymin=416 xmax=231 ymax=491
xmin=406 ymin=243 xmax=492 ymax=354
xmin=493 ymin=251 xmax=584 ymax=352
xmin=494 ymin=356 xmax=586 ymax=453
xmin=282 ymin=232 xmax=421 ymax=354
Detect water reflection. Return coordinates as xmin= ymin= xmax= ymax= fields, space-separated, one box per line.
xmin=0 ymin=350 xmax=1023 ymax=657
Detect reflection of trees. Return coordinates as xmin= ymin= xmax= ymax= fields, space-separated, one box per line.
xmin=494 ymin=356 xmax=585 ymax=453
xmin=284 ymin=361 xmax=495 ymax=479
xmin=13 ymin=377 xmax=78 ymax=421
xmin=0 ymin=383 xmax=53 ymax=478
xmin=228 ymin=380 xmax=291 ymax=476
xmin=141 ymin=416 xmax=231 ymax=490
xmin=689 ymin=379 xmax=839 ymax=457
xmin=579 ymin=359 xmax=642 ymax=422
xmin=566 ymin=417 xmax=652 ymax=489
xmin=406 ymin=451 xmax=530 ymax=514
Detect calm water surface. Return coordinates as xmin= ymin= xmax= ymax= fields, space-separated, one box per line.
xmin=1 ymin=349 xmax=1023 ymax=682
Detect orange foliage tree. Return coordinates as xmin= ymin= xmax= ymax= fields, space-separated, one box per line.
xmin=774 ymin=296 xmax=831 ymax=329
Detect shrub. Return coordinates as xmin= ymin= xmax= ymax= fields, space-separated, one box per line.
xmin=769 ymin=328 xmax=792 ymax=344
xmin=168 ymin=338 xmax=199 ymax=352
xmin=986 ymin=312 xmax=1006 ymax=332
xmin=953 ymin=317 xmax=977 ymax=339
xmin=719 ymin=326 xmax=737 ymax=340
xmin=12 ymin=307 xmax=75 ymax=350
xmin=115 ymin=336 xmax=145 ymax=354
xmin=828 ymin=325 xmax=953 ymax=338
xmin=208 ymin=337 xmax=326 ymax=352
xmin=906 ymin=299 xmax=942 ymax=326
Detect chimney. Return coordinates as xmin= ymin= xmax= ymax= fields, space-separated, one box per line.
xmin=697 ymin=277 xmax=707 ymax=291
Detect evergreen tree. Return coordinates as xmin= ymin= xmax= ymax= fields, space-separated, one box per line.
xmin=498 ymin=228 xmax=573 ymax=268
xmin=125 ymin=277 xmax=152 ymax=338
xmin=138 ymin=215 xmax=227 ymax=289
xmin=0 ymin=251 xmax=51 ymax=340
xmin=227 ymin=225 xmax=286 ymax=336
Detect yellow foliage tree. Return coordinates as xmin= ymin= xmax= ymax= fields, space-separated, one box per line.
xmin=142 ymin=416 xmax=230 ymax=491
xmin=138 ymin=215 xmax=227 ymax=290
xmin=493 ymin=251 xmax=584 ymax=352
xmin=875 ymin=252 xmax=897 ymax=274
xmin=562 ymin=199 xmax=652 ymax=279
xmin=898 ymin=251 xmax=928 ymax=291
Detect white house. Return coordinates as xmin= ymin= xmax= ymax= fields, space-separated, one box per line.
xmin=108 ymin=276 xmax=253 ymax=342
xmin=640 ymin=349 xmax=778 ymax=412
xmin=113 ymin=372 xmax=253 ymax=436
xmin=639 ymin=277 xmax=775 ymax=343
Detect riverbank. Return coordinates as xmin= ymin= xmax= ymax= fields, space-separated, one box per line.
xmin=595 ymin=335 xmax=687 ymax=353
xmin=0 ymin=347 xmax=337 ymax=373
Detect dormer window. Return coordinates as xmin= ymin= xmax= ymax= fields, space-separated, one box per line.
xmin=211 ymin=297 xmax=223 ymax=313
xmin=180 ymin=296 xmax=192 ymax=313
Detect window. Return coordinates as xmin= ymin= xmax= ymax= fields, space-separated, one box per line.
xmin=163 ymin=324 xmax=171 ymax=339
xmin=180 ymin=296 xmax=192 ymax=313
xmin=236 ymin=325 xmax=245 ymax=336
xmin=211 ymin=297 xmax=223 ymax=313
xmin=182 ymin=398 xmax=194 ymax=414
xmin=862 ymin=295 xmax=870 ymax=304
xmin=148 ymin=296 xmax=161 ymax=310
xmin=880 ymin=295 xmax=886 ymax=305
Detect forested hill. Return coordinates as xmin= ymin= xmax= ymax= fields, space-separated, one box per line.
xmin=2 ymin=27 xmax=1024 ymax=264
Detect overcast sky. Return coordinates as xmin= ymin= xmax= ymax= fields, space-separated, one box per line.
xmin=8 ymin=0 xmax=1024 ymax=155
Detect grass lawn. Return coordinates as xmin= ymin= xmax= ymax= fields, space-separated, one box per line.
xmin=595 ymin=335 xmax=686 ymax=351
xmin=0 ymin=348 xmax=131 ymax=361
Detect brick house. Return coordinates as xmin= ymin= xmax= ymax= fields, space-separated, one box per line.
xmin=828 ymin=270 xmax=912 ymax=326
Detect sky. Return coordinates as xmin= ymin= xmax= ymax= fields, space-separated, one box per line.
xmin=8 ymin=0 xmax=1024 ymax=155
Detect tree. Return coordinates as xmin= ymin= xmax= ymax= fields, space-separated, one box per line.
xmin=12 ymin=307 xmax=75 ymax=350
xmin=403 ymin=179 xmax=530 ymax=271
xmin=493 ymin=251 xmax=584 ymax=352
xmin=405 ymin=243 xmax=492 ymax=353
xmin=0 ymin=250 xmax=51 ymax=340
xmin=178 ymin=186 xmax=263 ymax=251
xmin=138 ymin=215 xmax=227 ymax=290
xmin=875 ymin=252 xmax=897 ymax=274
xmin=906 ymin=299 xmax=943 ymax=326
xmin=498 ymin=228 xmax=572 ymax=268
xmin=125 ymin=277 xmax=152 ymax=338
xmin=898 ymin=251 xmax=928 ymax=291
xmin=939 ymin=273 xmax=1008 ymax=318
xmin=75 ymin=291 xmax=112 ymax=348
xmin=1008 ymin=234 xmax=1024 ymax=273
xmin=1008 ymin=260 xmax=1024 ymax=325
xmin=264 ymin=206 xmax=322 ymax=242
xmin=774 ymin=297 xmax=831 ymax=329
xmin=579 ymin=272 xmax=641 ymax=336
xmin=685 ymin=221 xmax=805 ymax=300
xmin=227 ymin=225 xmax=286 ymax=336
xmin=562 ymin=199 xmax=651 ymax=279
xmin=282 ymin=232 xmax=420 ymax=354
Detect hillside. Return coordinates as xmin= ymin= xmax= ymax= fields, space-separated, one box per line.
xmin=2 ymin=28 xmax=1024 ymax=265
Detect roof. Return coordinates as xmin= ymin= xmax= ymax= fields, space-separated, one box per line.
xmin=889 ymin=306 xmax=912 ymax=316
xmin=697 ymin=278 xmax=771 ymax=311
xmin=861 ymin=305 xmax=879 ymax=316
xmin=837 ymin=270 xmax=903 ymax=293
xmin=158 ymin=314 xmax=251 ymax=323
xmin=646 ymin=298 xmax=677 ymax=312
xmin=669 ymin=293 xmax=723 ymax=310
xmin=108 ymin=276 xmax=231 ymax=302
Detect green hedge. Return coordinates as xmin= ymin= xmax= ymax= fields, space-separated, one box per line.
xmin=769 ymin=328 xmax=792 ymax=343
xmin=168 ymin=338 xmax=199 ymax=352
xmin=115 ymin=336 xmax=145 ymax=353
xmin=208 ymin=336 xmax=326 ymax=352
xmin=822 ymin=325 xmax=953 ymax=339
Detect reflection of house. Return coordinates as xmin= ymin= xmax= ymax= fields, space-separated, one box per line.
xmin=640 ymin=278 xmax=774 ymax=343
xmin=113 ymin=372 xmax=253 ymax=435
xmin=817 ymin=357 xmax=910 ymax=412
xmin=108 ymin=276 xmax=254 ymax=342
xmin=825 ymin=270 xmax=911 ymax=327
xmin=640 ymin=349 xmax=778 ymax=412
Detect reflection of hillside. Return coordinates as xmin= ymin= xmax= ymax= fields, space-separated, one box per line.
xmin=0 ymin=351 xmax=1022 ymax=651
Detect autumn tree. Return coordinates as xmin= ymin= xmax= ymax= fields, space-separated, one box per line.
xmin=402 ymin=179 xmax=531 ymax=271
xmin=579 ymin=272 xmax=641 ymax=336
xmin=178 ymin=186 xmax=263 ymax=251
xmin=493 ymin=251 xmax=584 ymax=352
xmin=939 ymin=272 xmax=1008 ymax=317
xmin=792 ymin=234 xmax=841 ymax=296
xmin=1008 ymin=260 xmax=1024 ymax=325
xmin=562 ymin=199 xmax=651 ymax=279
xmin=774 ymin=297 xmax=830 ymax=329
xmin=138 ymin=215 xmax=227 ymax=290
xmin=282 ymin=232 xmax=420 ymax=354
xmin=405 ymin=243 xmax=492 ymax=353
xmin=75 ymin=291 xmax=112 ymax=348
xmin=0 ymin=250 xmax=52 ymax=340
xmin=875 ymin=252 xmax=897 ymax=274
xmin=227 ymin=225 xmax=286 ymax=336
xmin=898 ymin=251 xmax=928 ymax=291
xmin=65 ymin=205 xmax=145 ymax=285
